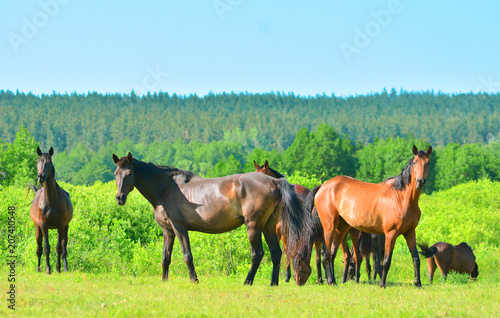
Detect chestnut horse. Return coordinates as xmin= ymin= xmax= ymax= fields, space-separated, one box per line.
xmin=254 ymin=160 xmax=325 ymax=284
xmin=305 ymin=145 xmax=432 ymax=287
xmin=30 ymin=147 xmax=73 ymax=274
xmin=418 ymin=242 xmax=478 ymax=283
xmin=113 ymin=153 xmax=314 ymax=285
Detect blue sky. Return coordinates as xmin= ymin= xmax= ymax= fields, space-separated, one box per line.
xmin=1 ymin=0 xmax=499 ymax=97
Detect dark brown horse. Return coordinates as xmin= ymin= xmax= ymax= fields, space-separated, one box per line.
xmin=418 ymin=242 xmax=478 ymax=283
xmin=347 ymin=232 xmax=385 ymax=281
xmin=305 ymin=145 xmax=432 ymax=287
xmin=113 ymin=153 xmax=314 ymax=285
xmin=29 ymin=147 xmax=73 ymax=274
xmin=254 ymin=160 xmax=325 ymax=284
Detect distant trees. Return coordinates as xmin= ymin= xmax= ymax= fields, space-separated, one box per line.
xmin=2 ymin=125 xmax=500 ymax=194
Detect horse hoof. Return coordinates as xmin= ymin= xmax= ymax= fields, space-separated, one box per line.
xmin=244 ymin=280 xmax=253 ymax=286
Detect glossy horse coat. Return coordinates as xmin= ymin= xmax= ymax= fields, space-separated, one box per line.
xmin=418 ymin=242 xmax=478 ymax=283
xmin=113 ymin=153 xmax=314 ymax=286
xmin=254 ymin=160 xmax=325 ymax=284
xmin=29 ymin=147 xmax=73 ymax=274
xmin=305 ymin=145 xmax=432 ymax=287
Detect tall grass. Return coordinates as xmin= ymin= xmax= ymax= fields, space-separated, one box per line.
xmin=1 ymin=179 xmax=499 ymax=285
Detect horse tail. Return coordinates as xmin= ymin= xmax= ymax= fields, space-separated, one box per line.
xmin=25 ymin=184 xmax=39 ymax=199
xmin=418 ymin=242 xmax=437 ymax=258
xmin=304 ymin=185 xmax=322 ymax=216
xmin=275 ymin=178 xmax=314 ymax=264
xmin=359 ymin=232 xmax=372 ymax=257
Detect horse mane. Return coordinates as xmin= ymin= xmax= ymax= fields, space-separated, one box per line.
xmin=268 ymin=167 xmax=285 ymax=178
xmin=136 ymin=161 xmax=199 ymax=182
xmin=384 ymin=159 xmax=413 ymax=191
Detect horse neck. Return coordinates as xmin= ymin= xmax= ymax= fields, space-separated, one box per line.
xmin=42 ymin=174 xmax=59 ymax=203
xmin=401 ymin=176 xmax=422 ymax=207
xmin=133 ymin=163 xmax=173 ymax=208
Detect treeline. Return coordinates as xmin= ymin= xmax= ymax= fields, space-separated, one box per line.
xmin=2 ymin=125 xmax=500 ymax=195
xmin=1 ymin=90 xmax=499 ymax=155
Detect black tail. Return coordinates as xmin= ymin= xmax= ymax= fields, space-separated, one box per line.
xmin=304 ymin=185 xmax=322 ymax=216
xmin=275 ymin=179 xmax=314 ymax=263
xmin=418 ymin=242 xmax=437 ymax=258
xmin=25 ymin=184 xmax=39 ymax=199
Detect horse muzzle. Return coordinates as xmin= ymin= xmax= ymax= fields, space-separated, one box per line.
xmin=416 ymin=178 xmax=426 ymax=190
xmin=38 ymin=174 xmax=46 ymax=184
xmin=116 ymin=193 xmax=127 ymax=205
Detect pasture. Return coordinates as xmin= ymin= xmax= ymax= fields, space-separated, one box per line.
xmin=1 ymin=178 xmax=500 ymax=316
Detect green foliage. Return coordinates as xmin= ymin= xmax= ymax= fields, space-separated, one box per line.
xmin=0 ymin=125 xmax=39 ymax=186
xmin=418 ymin=179 xmax=500 ymax=249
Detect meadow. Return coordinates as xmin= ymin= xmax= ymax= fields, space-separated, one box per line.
xmin=1 ymin=178 xmax=499 ymax=316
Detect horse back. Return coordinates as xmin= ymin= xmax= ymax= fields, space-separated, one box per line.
xmin=174 ymin=172 xmax=279 ymax=232
xmin=316 ymin=176 xmax=396 ymax=234
xmin=433 ymin=242 xmax=476 ymax=274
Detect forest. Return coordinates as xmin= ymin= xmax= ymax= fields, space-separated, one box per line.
xmin=1 ymin=89 xmax=500 ymax=193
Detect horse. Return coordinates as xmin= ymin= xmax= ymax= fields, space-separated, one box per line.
xmin=29 ymin=147 xmax=73 ymax=274
xmin=113 ymin=153 xmax=315 ymax=286
xmin=418 ymin=242 xmax=478 ymax=283
xmin=347 ymin=232 xmax=385 ymax=281
xmin=304 ymin=145 xmax=432 ymax=287
xmin=254 ymin=160 xmax=325 ymax=284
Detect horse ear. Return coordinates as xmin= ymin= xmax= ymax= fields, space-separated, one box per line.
xmin=412 ymin=145 xmax=418 ymax=155
xmin=49 ymin=147 xmax=54 ymax=156
xmin=127 ymin=152 xmax=133 ymax=162
xmin=37 ymin=147 xmax=42 ymax=156
xmin=112 ymin=154 xmax=120 ymax=164
xmin=264 ymin=160 xmax=269 ymax=169
xmin=426 ymin=146 xmax=433 ymax=156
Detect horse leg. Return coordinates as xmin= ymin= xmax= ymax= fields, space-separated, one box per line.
xmin=56 ymin=227 xmax=63 ymax=273
xmin=341 ymin=225 xmax=357 ymax=283
xmin=171 ymin=225 xmax=198 ymax=283
xmin=277 ymin=223 xmax=292 ymax=282
xmin=162 ymin=227 xmax=175 ymax=281
xmin=315 ymin=241 xmax=323 ymax=284
xmin=36 ymin=226 xmax=43 ymax=272
xmin=365 ymin=253 xmax=371 ymax=280
xmin=41 ymin=225 xmax=51 ymax=274
xmin=403 ymin=229 xmax=422 ymax=288
xmin=374 ymin=234 xmax=384 ymax=280
xmin=379 ymin=231 xmax=397 ymax=288
xmin=62 ymin=225 xmax=69 ymax=272
xmin=427 ymin=257 xmax=437 ymax=284
xmin=244 ymin=225 xmax=265 ymax=285
xmin=263 ymin=223 xmax=282 ymax=286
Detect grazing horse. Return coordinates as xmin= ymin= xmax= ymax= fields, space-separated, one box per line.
xmin=113 ymin=153 xmax=314 ymax=286
xmin=254 ymin=160 xmax=325 ymax=284
xmin=347 ymin=232 xmax=385 ymax=281
xmin=418 ymin=242 xmax=478 ymax=283
xmin=29 ymin=147 xmax=73 ymax=274
xmin=305 ymin=145 xmax=432 ymax=287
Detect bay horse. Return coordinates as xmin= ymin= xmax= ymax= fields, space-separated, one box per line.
xmin=418 ymin=242 xmax=478 ymax=283
xmin=113 ymin=153 xmax=314 ymax=286
xmin=254 ymin=160 xmax=325 ymax=284
xmin=304 ymin=145 xmax=432 ymax=287
xmin=29 ymin=147 xmax=73 ymax=274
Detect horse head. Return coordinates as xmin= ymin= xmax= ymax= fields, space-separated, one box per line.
xmin=113 ymin=152 xmax=135 ymax=205
xmin=253 ymin=160 xmax=272 ymax=176
xmin=36 ymin=147 xmax=54 ymax=184
xmin=412 ymin=145 xmax=432 ymax=190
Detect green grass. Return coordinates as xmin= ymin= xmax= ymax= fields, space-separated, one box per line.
xmin=2 ymin=266 xmax=499 ymax=317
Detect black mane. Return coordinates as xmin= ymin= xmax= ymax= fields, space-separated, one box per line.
xmin=147 ymin=162 xmax=198 ymax=182
xmin=269 ymin=167 xmax=285 ymax=178
xmin=384 ymin=159 xmax=413 ymax=191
